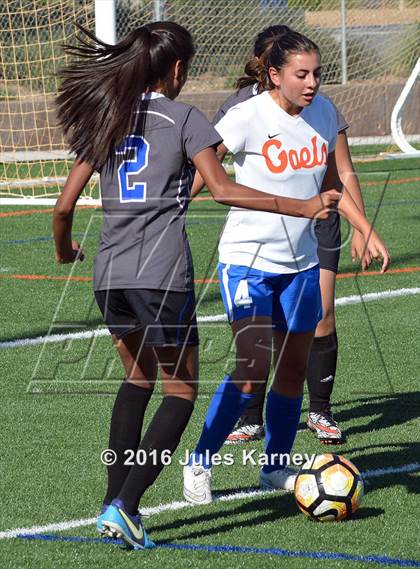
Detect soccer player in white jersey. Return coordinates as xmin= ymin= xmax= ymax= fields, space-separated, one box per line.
xmin=193 ymin=25 xmax=370 ymax=445
xmin=183 ymin=29 xmax=389 ymax=504
xmin=53 ymin=22 xmax=341 ymax=549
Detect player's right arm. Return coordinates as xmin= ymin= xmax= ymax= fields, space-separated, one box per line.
xmin=191 ymin=93 xmax=237 ymax=199
xmin=193 ymin=147 xmax=340 ymax=219
xmin=190 ymin=142 xmax=227 ymax=198
xmin=53 ymin=158 xmax=94 ymax=263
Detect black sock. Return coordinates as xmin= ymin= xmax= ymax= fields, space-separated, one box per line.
xmin=118 ymin=395 xmax=194 ymax=514
xmin=103 ymin=381 xmax=153 ymax=505
xmin=239 ymin=377 xmax=267 ymax=424
xmin=307 ymin=332 xmax=338 ymax=414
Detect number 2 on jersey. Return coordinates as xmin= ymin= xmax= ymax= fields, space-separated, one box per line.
xmin=116 ymin=135 xmax=150 ymax=203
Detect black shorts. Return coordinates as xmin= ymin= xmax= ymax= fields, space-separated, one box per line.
xmin=94 ymin=288 xmax=199 ymax=347
xmin=315 ymin=211 xmax=341 ymax=273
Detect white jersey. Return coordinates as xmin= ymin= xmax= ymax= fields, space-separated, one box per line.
xmin=215 ymin=91 xmax=338 ymax=273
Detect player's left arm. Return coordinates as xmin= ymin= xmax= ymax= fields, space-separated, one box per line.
xmin=53 ymin=158 xmax=94 ymax=263
xmin=321 ymin=151 xmax=390 ymax=273
xmin=335 ymin=131 xmax=369 ymax=265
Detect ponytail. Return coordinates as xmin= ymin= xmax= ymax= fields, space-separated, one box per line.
xmin=56 ymin=22 xmax=194 ymax=168
xmin=236 ymin=56 xmax=270 ymax=92
xmin=236 ymin=24 xmax=290 ymax=93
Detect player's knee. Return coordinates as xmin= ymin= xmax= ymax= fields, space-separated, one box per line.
xmin=126 ymin=376 xmax=156 ymax=390
xmin=275 ymin=360 xmax=307 ymax=385
xmin=234 ymin=359 xmax=270 ymax=386
xmin=231 ymin=378 xmax=260 ymax=395
xmin=162 ymin=376 xmax=198 ymax=402
xmin=273 ymin=372 xmax=305 ymax=398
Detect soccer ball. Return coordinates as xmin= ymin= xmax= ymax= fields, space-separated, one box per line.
xmin=294 ymin=454 xmax=364 ymax=521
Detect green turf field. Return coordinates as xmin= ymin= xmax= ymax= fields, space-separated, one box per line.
xmin=0 ymin=156 xmax=419 ymax=568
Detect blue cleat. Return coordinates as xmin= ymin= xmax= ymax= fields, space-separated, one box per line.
xmin=97 ymin=503 xmax=110 ymax=535
xmin=101 ymin=499 xmax=155 ymax=550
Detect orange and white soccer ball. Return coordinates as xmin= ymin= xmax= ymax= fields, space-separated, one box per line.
xmin=294 ymin=454 xmax=364 ymax=521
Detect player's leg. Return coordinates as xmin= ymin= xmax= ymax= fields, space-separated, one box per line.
xmin=184 ymin=263 xmax=273 ymax=503
xmin=223 ymin=266 xmax=270 ymax=445
xmin=260 ymin=329 xmax=315 ymax=491
xmin=184 ymin=315 xmax=272 ymax=503
xmin=308 ymin=212 xmax=343 ymax=444
xmin=94 ymin=290 xmax=158 ymax=528
xmin=102 ymin=344 xmax=197 ymax=549
xmin=100 ymin=289 xmax=198 ymax=548
xmin=307 ymin=269 xmax=342 ymax=443
xmin=97 ymin=331 xmax=157 ymax=537
xmin=116 ymin=344 xmax=197 ymax=508
xmin=260 ymin=266 xmax=321 ymax=491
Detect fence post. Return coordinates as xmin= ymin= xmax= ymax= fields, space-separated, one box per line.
xmin=95 ymin=0 xmax=116 ymax=44
xmin=340 ymin=0 xmax=347 ymax=84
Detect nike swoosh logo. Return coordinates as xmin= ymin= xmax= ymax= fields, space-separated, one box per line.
xmin=120 ymin=509 xmax=144 ymax=541
xmin=268 ymin=132 xmax=282 ymax=139
xmin=320 ymin=375 xmax=334 ymax=383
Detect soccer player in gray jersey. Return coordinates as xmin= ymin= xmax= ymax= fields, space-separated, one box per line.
xmin=193 ymin=25 xmax=370 ymax=446
xmin=53 ymin=22 xmax=340 ymax=549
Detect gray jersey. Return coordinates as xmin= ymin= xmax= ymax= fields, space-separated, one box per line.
xmin=94 ymin=94 xmax=221 ymax=292
xmin=213 ymin=84 xmax=349 ymax=132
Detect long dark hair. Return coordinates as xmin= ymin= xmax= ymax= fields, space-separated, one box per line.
xmin=236 ymin=25 xmax=290 ymax=92
xmin=237 ymin=26 xmax=319 ymax=93
xmin=56 ymin=21 xmax=195 ymax=167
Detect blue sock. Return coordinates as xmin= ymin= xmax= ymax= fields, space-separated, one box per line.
xmin=263 ymin=389 xmax=303 ymax=474
xmin=190 ymin=375 xmax=254 ymax=468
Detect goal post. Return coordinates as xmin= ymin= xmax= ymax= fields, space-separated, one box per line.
xmin=94 ymin=0 xmax=116 ymax=45
xmin=389 ymin=56 xmax=420 ymax=157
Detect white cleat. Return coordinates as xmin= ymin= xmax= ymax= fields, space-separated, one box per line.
xmin=260 ymin=466 xmax=297 ymax=492
xmin=183 ymin=464 xmax=212 ymax=505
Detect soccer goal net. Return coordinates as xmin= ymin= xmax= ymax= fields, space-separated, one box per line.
xmin=1 ymin=0 xmax=419 ymax=205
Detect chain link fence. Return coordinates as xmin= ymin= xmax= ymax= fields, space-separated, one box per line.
xmin=116 ymin=0 xmax=420 ymax=90
xmin=0 ymin=0 xmax=419 ymax=199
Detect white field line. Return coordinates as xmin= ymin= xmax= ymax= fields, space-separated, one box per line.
xmin=0 ymin=462 xmax=418 ymax=540
xmin=1 ymin=287 xmax=420 ymax=351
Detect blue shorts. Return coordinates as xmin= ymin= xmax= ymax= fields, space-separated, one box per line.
xmin=218 ymin=263 xmax=322 ymax=333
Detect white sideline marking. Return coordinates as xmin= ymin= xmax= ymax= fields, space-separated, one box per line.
xmin=333 ymin=287 xmax=420 ymax=306
xmin=0 ymin=328 xmax=110 ymax=350
xmin=0 ymin=462 xmax=418 ymax=540
xmin=361 ymin=463 xmax=420 ymax=479
xmin=1 ymin=287 xmax=420 ymax=350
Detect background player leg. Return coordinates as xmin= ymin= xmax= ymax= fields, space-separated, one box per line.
xmin=306 ymin=269 xmax=342 ymax=444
